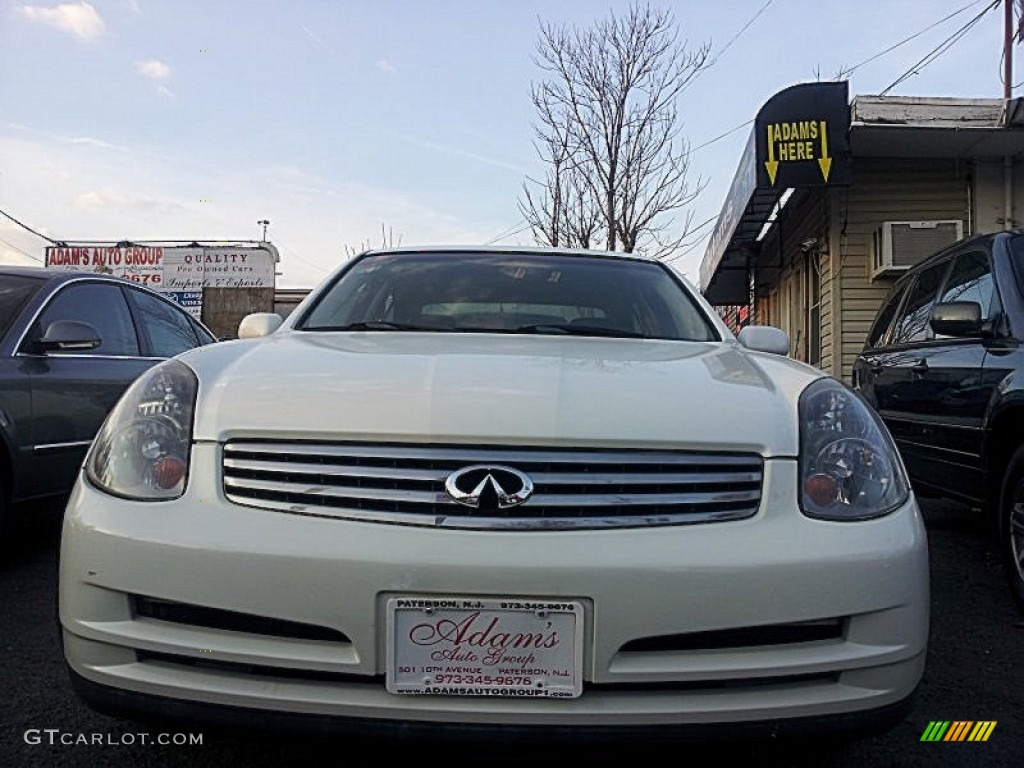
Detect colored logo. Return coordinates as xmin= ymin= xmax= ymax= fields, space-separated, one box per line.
xmin=920 ymin=721 xmax=996 ymax=742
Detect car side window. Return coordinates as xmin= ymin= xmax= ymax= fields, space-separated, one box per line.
xmin=889 ymin=261 xmax=950 ymax=346
xmin=938 ymin=251 xmax=995 ymax=318
xmin=126 ymin=287 xmax=202 ymax=357
xmin=33 ymin=282 xmax=139 ymax=356
xmin=867 ymin=282 xmax=909 ymax=348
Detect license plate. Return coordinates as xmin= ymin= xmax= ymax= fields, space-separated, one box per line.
xmin=386 ymin=596 xmax=584 ymax=698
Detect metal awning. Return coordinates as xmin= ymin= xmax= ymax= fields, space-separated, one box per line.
xmin=700 ymin=179 xmax=783 ymax=305
xmin=700 ymin=82 xmax=851 ymax=305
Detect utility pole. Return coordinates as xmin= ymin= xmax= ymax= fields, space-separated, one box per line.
xmin=258 ymin=219 xmax=270 ymax=241
xmin=1007 ymin=0 xmax=1015 ymax=100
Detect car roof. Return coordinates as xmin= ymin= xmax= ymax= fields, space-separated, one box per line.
xmin=1 ymin=265 xmax=157 ymax=291
xmin=357 ymin=244 xmax=660 ymax=263
xmin=0 ymin=265 xmax=132 ymax=284
xmin=0 ymin=264 xmax=55 ymax=281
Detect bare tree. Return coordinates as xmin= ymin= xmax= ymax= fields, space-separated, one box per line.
xmin=519 ymin=128 xmax=603 ymax=249
xmin=520 ymin=3 xmax=709 ymax=258
xmin=341 ymin=222 xmax=403 ymax=258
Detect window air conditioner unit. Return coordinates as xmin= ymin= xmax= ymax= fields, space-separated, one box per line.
xmin=871 ymin=220 xmax=963 ymax=280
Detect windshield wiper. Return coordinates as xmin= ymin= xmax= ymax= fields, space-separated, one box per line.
xmin=515 ymin=323 xmax=647 ymax=339
xmin=312 ymin=321 xmax=439 ymax=332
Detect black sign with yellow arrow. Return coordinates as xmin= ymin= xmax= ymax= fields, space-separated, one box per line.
xmin=755 ymin=81 xmax=850 ymax=189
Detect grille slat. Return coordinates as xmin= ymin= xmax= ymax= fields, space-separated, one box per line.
xmin=224 ymin=475 xmax=760 ymax=508
xmin=224 ymin=457 xmax=759 ymax=488
xmin=223 ymin=441 xmax=764 ymax=530
xmin=225 ymin=476 xmax=449 ymax=505
xmin=224 ymin=458 xmax=448 ymax=482
xmin=226 ymin=441 xmax=761 ymax=467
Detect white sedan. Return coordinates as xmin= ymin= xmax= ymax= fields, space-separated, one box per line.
xmin=59 ymin=246 xmax=928 ymax=743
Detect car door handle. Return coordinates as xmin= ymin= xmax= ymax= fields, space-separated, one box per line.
xmin=911 ymin=359 xmax=929 ymax=374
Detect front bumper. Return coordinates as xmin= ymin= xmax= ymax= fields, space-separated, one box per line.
xmin=60 ymin=448 xmax=929 ymax=738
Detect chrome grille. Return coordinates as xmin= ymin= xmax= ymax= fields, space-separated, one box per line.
xmin=222 ymin=441 xmax=763 ymax=530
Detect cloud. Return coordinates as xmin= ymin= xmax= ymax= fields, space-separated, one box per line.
xmin=299 ymin=23 xmax=331 ymax=53
xmin=64 ymin=136 xmax=130 ymax=152
xmin=133 ymin=60 xmax=174 ymax=97
xmin=19 ymin=2 xmax=105 ymax=41
xmin=375 ymin=59 xmax=397 ymax=74
xmin=398 ymin=134 xmax=527 ymax=175
xmin=134 ymin=59 xmax=170 ymax=80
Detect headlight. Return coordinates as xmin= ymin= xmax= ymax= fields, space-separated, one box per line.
xmin=86 ymin=359 xmax=197 ymax=500
xmin=799 ymin=377 xmax=909 ymax=520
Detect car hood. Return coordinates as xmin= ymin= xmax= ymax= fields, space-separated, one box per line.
xmin=181 ymin=332 xmax=825 ymax=457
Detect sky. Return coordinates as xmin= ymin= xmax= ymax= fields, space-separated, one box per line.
xmin=0 ymin=0 xmax=1019 ymax=288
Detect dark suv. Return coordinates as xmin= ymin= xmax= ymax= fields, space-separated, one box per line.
xmin=853 ymin=229 xmax=1024 ymax=608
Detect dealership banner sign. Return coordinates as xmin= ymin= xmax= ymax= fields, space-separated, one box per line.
xmin=44 ymin=244 xmax=277 ymax=317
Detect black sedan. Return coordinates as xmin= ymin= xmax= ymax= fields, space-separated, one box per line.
xmin=0 ymin=266 xmax=215 ymax=537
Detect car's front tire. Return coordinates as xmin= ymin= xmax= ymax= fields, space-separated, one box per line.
xmin=998 ymin=446 xmax=1024 ymax=610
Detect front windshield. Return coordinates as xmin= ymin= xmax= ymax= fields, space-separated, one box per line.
xmin=297 ymin=251 xmax=717 ymax=342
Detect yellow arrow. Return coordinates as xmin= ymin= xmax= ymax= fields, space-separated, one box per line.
xmin=764 ymin=124 xmax=778 ymax=185
xmin=818 ymin=120 xmax=832 ymax=182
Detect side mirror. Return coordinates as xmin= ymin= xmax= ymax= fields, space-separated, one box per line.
xmin=238 ymin=312 xmax=283 ymax=339
xmin=930 ymin=301 xmax=984 ymax=337
xmin=737 ymin=325 xmax=790 ymax=356
xmin=33 ymin=320 xmax=101 ymax=352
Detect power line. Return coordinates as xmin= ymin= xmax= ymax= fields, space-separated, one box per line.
xmin=683 ymin=0 xmax=774 ymax=94
xmin=0 ymin=236 xmax=44 ymax=263
xmin=686 ymin=119 xmax=754 ymax=158
xmin=682 ymin=2 xmax=997 ymax=157
xmin=663 ymin=213 xmax=720 ymax=263
xmin=667 ymin=231 xmax=714 ymax=265
xmin=276 ymin=239 xmax=331 ymax=277
xmin=0 ymin=208 xmax=274 ymax=248
xmin=880 ymin=0 xmax=1001 ymax=95
xmin=0 ymin=207 xmax=58 ymax=244
xmin=485 ymin=218 xmax=529 ymax=245
xmin=839 ymin=0 xmax=991 ymax=79
xmin=486 ymin=223 xmax=532 ymax=245
xmin=36 ymin=238 xmax=268 ymax=245
xmin=709 ymin=0 xmax=774 ymax=65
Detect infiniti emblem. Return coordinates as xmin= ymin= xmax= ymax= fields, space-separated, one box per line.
xmin=444 ymin=465 xmax=534 ymax=511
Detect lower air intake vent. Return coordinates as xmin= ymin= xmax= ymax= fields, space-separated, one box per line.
xmin=619 ymin=618 xmax=845 ymax=653
xmin=133 ymin=595 xmax=348 ymax=643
